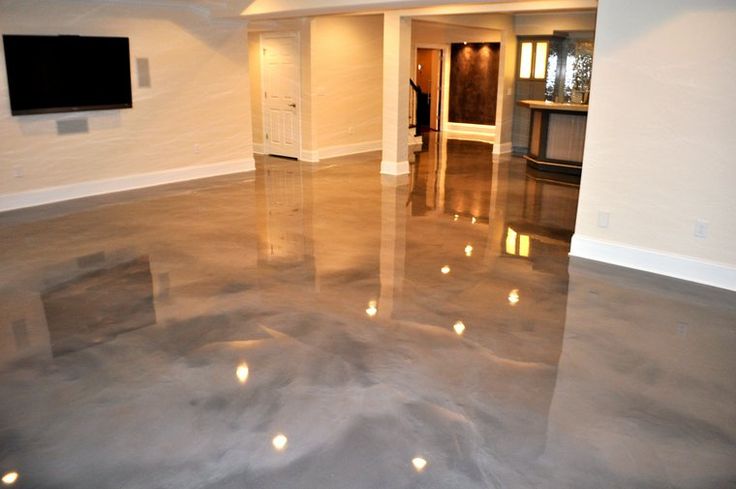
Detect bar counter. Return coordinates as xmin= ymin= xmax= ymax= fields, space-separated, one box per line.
xmin=518 ymin=100 xmax=588 ymax=175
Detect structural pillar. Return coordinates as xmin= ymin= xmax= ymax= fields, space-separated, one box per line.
xmin=381 ymin=13 xmax=411 ymax=176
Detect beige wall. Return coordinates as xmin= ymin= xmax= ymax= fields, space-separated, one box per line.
xmin=248 ymin=33 xmax=265 ymax=146
xmin=0 ymin=1 xmax=254 ymax=200
xmin=250 ymin=15 xmax=383 ymax=158
xmin=242 ymin=0 xmax=464 ymax=18
xmin=412 ymin=20 xmax=502 ymax=45
xmin=412 ymin=14 xmax=515 ymax=152
xmin=514 ymin=11 xmax=596 ymax=35
xmin=411 ymin=20 xmax=503 ymax=140
xmin=311 ymin=15 xmax=383 ymax=152
xmin=572 ymin=0 xmax=736 ymax=290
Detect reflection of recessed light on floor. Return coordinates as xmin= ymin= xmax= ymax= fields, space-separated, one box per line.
xmin=272 ymin=434 xmax=288 ymax=451
xmin=471 ymin=216 xmax=477 ymax=224
xmin=441 ymin=265 xmax=451 ymax=274
xmin=464 ymin=244 xmax=473 ymax=256
xmin=508 ymin=289 xmax=520 ymax=305
xmin=412 ymin=457 xmax=428 ymax=472
xmin=236 ymin=363 xmax=249 ymax=384
xmin=366 ymin=300 xmax=378 ymax=317
xmin=453 ymin=321 xmax=465 ymax=335
xmin=1 ymin=472 xmax=19 ymax=485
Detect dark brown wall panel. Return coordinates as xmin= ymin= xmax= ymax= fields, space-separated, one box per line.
xmin=449 ymin=42 xmax=500 ymax=125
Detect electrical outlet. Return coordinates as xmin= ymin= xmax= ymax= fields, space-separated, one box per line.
xmin=194 ymin=144 xmax=201 ymax=155
xmin=347 ymin=126 xmax=354 ymax=135
xmin=12 ymin=165 xmax=24 ymax=178
xmin=597 ymin=211 xmax=610 ymax=228
xmin=694 ymin=219 xmax=709 ymax=239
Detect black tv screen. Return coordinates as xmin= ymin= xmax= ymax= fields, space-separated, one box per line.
xmin=2 ymin=35 xmax=132 ymax=116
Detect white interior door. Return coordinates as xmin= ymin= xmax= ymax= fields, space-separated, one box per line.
xmin=262 ymin=33 xmax=300 ymax=159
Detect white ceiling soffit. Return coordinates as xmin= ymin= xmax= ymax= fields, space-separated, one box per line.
xmin=102 ymin=0 xmax=256 ymax=18
xmin=239 ymin=0 xmax=598 ymax=20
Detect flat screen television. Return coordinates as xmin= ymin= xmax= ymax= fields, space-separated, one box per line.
xmin=2 ymin=34 xmax=133 ymax=116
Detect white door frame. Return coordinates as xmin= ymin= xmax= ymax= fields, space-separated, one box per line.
xmin=415 ymin=43 xmax=451 ymax=132
xmin=260 ymin=31 xmax=302 ymax=159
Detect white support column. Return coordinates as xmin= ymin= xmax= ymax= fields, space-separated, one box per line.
xmin=381 ymin=13 xmax=411 ymax=176
xmin=493 ymin=27 xmax=516 ymax=156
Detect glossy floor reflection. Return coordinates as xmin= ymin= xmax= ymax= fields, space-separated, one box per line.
xmin=0 ymin=137 xmax=734 ymax=489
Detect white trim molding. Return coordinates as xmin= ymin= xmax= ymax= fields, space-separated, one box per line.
xmin=445 ymin=122 xmax=496 ymax=144
xmin=0 ymin=158 xmax=255 ymax=213
xmin=299 ymin=149 xmax=320 ymax=163
xmin=258 ymin=139 xmax=383 ymax=163
xmin=319 ymin=139 xmax=382 ymax=161
xmin=570 ymin=235 xmax=736 ymax=292
xmin=380 ymin=160 xmax=410 ymax=176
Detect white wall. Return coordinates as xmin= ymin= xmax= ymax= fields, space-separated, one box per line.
xmin=571 ymin=0 xmax=736 ymax=290
xmin=0 ymin=0 xmax=254 ymax=210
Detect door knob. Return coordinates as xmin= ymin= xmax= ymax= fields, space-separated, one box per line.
xmin=289 ymin=103 xmax=297 ymax=108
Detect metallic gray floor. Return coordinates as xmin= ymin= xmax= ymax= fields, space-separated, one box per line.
xmin=1 ymin=137 xmax=734 ymax=488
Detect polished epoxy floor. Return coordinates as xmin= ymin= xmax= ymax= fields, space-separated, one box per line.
xmin=1 ymin=137 xmax=735 ymax=488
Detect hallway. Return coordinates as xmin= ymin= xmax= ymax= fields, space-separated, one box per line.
xmin=0 ymin=140 xmax=734 ymax=488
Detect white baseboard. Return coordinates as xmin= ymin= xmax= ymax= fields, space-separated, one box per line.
xmin=570 ymin=235 xmax=736 ymax=292
xmin=380 ymin=160 xmax=410 ymax=176
xmin=0 ymin=158 xmax=256 ymax=213
xmin=256 ymin=140 xmax=381 ymax=163
xmin=493 ymin=142 xmax=513 ymax=155
xmin=318 ymin=139 xmax=382 ymax=161
xmin=445 ymin=122 xmax=496 ymax=144
xmin=299 ymin=149 xmax=320 ymax=163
